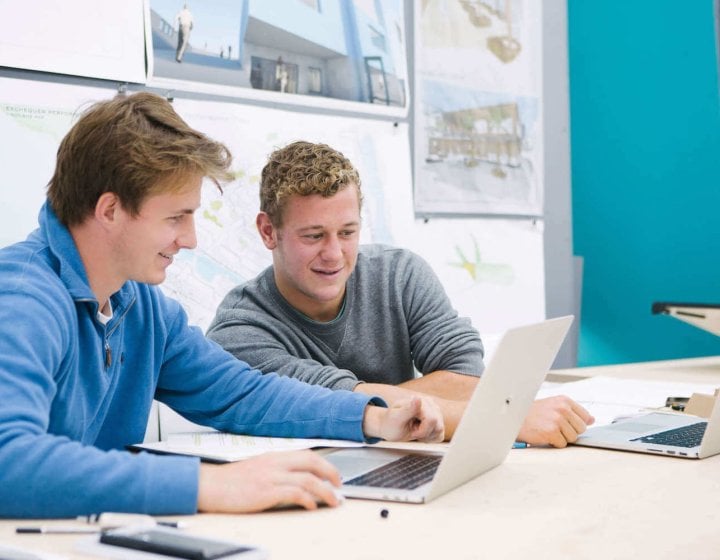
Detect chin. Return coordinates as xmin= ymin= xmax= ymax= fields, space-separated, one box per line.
xmin=312 ymin=290 xmax=343 ymax=304
xmin=138 ymin=272 xmax=167 ymax=286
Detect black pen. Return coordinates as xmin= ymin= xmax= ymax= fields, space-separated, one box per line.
xmin=18 ymin=515 xmax=185 ymax=534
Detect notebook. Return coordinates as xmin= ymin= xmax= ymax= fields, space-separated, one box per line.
xmin=323 ymin=315 xmax=574 ymax=503
xmin=574 ymin=396 xmax=720 ymax=459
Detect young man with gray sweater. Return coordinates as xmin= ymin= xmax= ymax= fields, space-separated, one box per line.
xmin=207 ymin=141 xmax=593 ymax=444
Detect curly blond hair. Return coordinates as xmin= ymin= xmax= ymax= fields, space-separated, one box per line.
xmin=260 ymin=141 xmax=362 ymax=226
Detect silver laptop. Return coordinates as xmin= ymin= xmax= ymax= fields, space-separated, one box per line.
xmin=324 ymin=316 xmax=574 ymax=503
xmin=574 ymin=398 xmax=720 ymax=459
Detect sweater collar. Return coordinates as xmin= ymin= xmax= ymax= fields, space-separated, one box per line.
xmin=38 ymin=201 xmax=134 ymax=306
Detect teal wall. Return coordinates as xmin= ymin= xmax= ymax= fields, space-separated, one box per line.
xmin=569 ymin=0 xmax=720 ymax=365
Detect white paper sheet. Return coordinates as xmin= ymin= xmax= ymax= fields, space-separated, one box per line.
xmin=537 ymin=376 xmax=719 ymax=426
xmin=0 ymin=0 xmax=147 ymax=83
xmin=134 ymin=432 xmax=364 ymax=463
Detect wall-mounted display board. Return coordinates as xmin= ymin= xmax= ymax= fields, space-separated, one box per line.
xmin=0 ymin=75 xmax=544 ymax=346
xmin=0 ymin=0 xmax=564 ymax=361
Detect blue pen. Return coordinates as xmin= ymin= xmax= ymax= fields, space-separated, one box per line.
xmin=512 ymin=441 xmax=528 ymax=449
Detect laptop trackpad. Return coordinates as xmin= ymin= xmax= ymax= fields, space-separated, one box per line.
xmin=325 ymin=448 xmax=403 ymax=481
xmin=604 ymin=412 xmax=696 ymax=436
xmin=606 ymin=421 xmax=668 ymax=434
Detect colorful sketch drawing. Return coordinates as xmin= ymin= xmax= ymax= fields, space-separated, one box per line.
xmin=421 ymin=0 xmax=523 ymax=63
xmin=451 ymin=235 xmax=514 ymax=284
xmin=426 ymin=102 xmax=522 ymax=171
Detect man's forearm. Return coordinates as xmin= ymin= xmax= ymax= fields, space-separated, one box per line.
xmin=399 ymin=370 xmax=479 ymax=401
xmin=354 ymin=382 xmax=417 ymax=403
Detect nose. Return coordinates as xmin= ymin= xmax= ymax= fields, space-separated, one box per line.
xmin=177 ymin=215 xmax=198 ymax=250
xmin=320 ymin=234 xmax=343 ymax=261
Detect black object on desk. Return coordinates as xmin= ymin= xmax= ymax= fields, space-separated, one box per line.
xmin=99 ymin=527 xmax=263 ymax=560
xmin=665 ymin=396 xmax=689 ymax=411
xmin=652 ymin=302 xmax=720 ymax=337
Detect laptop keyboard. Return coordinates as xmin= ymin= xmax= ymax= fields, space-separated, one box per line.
xmin=631 ymin=422 xmax=707 ymax=448
xmin=344 ymin=454 xmax=443 ymax=489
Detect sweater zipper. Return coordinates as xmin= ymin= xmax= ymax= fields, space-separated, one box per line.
xmin=102 ymin=295 xmax=135 ymax=369
xmin=104 ymin=340 xmax=112 ymax=368
xmin=78 ymin=296 xmax=135 ymax=371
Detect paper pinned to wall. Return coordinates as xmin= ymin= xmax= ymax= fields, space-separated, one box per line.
xmin=0 ymin=0 xmax=147 ymax=83
xmin=396 ymin=216 xmax=545 ymax=340
xmin=414 ymin=0 xmax=544 ymax=217
xmin=0 ymin=77 xmax=115 ymax=248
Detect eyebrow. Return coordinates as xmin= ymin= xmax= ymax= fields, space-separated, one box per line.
xmin=296 ymin=221 xmax=360 ymax=233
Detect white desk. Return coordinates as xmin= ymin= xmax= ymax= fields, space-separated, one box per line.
xmin=3 ymin=356 xmax=720 ymax=560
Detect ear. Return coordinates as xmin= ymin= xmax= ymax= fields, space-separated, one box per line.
xmin=94 ymin=192 xmax=122 ymax=226
xmin=256 ymin=212 xmax=278 ymax=250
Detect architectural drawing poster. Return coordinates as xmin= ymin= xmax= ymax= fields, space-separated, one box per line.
xmin=148 ymin=0 xmax=408 ymax=115
xmin=414 ymin=0 xmax=543 ymax=217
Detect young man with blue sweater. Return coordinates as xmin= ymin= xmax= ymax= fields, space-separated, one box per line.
xmin=0 ymin=93 xmax=443 ymax=518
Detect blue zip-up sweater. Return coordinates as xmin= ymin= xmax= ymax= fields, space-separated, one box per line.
xmin=0 ymin=203 xmax=377 ymax=518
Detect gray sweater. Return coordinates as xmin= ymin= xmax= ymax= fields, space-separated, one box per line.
xmin=207 ymin=244 xmax=485 ymax=391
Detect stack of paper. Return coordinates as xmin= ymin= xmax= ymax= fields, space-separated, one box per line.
xmin=131 ymin=432 xmax=364 ymax=463
xmin=537 ymin=376 xmax=719 ymax=426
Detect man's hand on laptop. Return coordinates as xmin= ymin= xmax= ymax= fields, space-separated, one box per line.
xmin=197 ymin=450 xmax=343 ymax=512
xmin=363 ymin=395 xmax=445 ymax=443
xmin=517 ymin=396 xmax=595 ymax=447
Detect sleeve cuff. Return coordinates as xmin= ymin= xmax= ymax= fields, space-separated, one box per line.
xmin=363 ymin=396 xmax=388 ymax=444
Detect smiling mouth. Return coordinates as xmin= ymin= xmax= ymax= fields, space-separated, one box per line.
xmin=159 ymin=252 xmax=174 ymax=263
xmin=313 ymin=268 xmax=342 ymax=276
